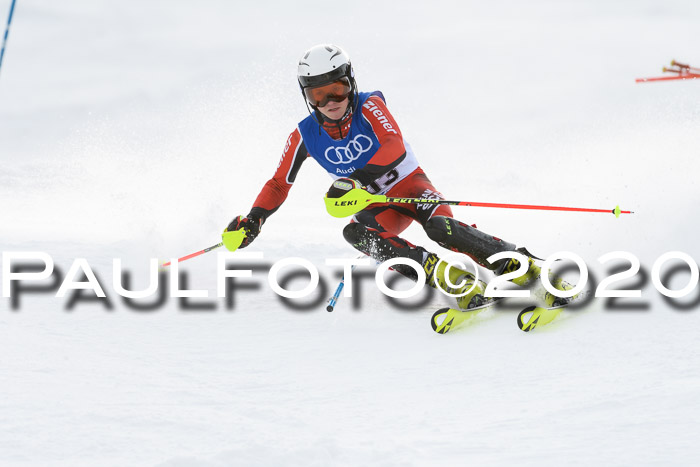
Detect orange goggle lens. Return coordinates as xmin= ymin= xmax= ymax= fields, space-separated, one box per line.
xmin=303 ymin=79 xmax=351 ymax=108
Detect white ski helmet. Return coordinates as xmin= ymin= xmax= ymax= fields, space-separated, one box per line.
xmin=297 ymin=44 xmax=357 ymax=108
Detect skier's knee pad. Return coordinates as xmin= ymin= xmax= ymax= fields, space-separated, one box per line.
xmin=342 ymin=222 xmax=366 ymax=246
xmin=424 ymin=216 xmax=516 ymax=270
xmin=342 ymin=222 xmax=428 ymax=283
xmin=424 ymin=216 xmax=450 ymax=243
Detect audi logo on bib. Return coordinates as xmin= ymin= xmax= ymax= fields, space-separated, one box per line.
xmin=324 ymin=135 xmax=373 ymax=165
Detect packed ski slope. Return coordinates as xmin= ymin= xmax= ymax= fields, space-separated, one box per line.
xmin=1 ymin=1 xmax=700 ymax=466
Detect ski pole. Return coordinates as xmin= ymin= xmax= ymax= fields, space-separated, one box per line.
xmin=326 ymin=255 xmax=374 ymax=312
xmin=161 ymin=242 xmax=224 ymax=268
xmin=161 ymin=230 xmax=246 ymax=267
xmin=326 ymin=268 xmax=353 ymax=312
xmin=324 ymin=189 xmax=634 ymax=219
xmin=0 ymin=0 xmax=17 ymax=77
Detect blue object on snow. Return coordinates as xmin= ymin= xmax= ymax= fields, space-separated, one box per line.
xmin=0 ymin=0 xmax=17 ymax=77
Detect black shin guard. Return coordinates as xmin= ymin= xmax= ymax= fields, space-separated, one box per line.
xmin=424 ymin=216 xmax=517 ymax=272
xmin=343 ymin=223 xmax=433 ymax=282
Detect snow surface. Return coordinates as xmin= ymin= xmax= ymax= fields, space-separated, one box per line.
xmin=1 ymin=0 xmax=700 ymax=466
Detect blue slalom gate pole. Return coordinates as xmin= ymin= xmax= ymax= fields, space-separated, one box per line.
xmin=0 ymin=0 xmax=17 ymax=77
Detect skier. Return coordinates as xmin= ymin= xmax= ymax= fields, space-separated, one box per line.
xmin=224 ymin=44 xmax=542 ymax=309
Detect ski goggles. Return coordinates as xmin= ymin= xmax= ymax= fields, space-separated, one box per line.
xmin=303 ymin=78 xmax=351 ymax=108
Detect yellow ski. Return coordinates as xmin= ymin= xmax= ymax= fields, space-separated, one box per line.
xmin=431 ymin=298 xmax=502 ymax=334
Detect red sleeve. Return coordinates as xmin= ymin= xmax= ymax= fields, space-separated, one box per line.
xmin=360 ymin=95 xmax=405 ymax=166
xmin=250 ymin=129 xmax=308 ymax=219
